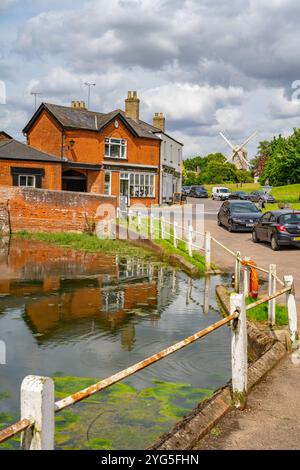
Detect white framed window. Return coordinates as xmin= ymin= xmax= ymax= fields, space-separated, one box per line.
xmin=104 ymin=171 xmax=111 ymax=195
xmin=129 ymin=172 xmax=155 ymax=198
xmin=18 ymin=175 xmax=36 ymax=187
xmin=105 ymin=137 xmax=127 ymax=159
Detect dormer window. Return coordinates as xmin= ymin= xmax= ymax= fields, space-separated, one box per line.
xmin=105 ymin=138 xmax=127 ymax=159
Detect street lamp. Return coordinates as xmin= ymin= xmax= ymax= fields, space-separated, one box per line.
xmin=84 ymin=82 xmax=96 ymax=109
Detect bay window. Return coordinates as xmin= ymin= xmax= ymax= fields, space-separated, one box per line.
xmin=105 ymin=138 xmax=127 ymax=159
xmin=129 ymin=172 xmax=155 ymax=198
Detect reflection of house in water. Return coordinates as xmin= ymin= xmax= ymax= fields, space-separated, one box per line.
xmin=0 ymin=239 xmax=182 ymax=351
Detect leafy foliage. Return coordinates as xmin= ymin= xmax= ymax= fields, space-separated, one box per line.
xmin=183 ymin=153 xmax=253 ymax=185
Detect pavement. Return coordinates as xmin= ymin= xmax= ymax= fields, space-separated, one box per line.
xmin=187 ymin=197 xmax=300 ymax=451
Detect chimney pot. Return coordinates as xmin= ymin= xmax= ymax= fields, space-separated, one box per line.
xmin=125 ymin=90 xmax=140 ymax=122
xmin=153 ymin=112 xmax=166 ymax=132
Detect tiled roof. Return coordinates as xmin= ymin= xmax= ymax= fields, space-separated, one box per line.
xmin=0 ymin=139 xmax=62 ymax=163
xmin=23 ymin=103 xmax=162 ymax=140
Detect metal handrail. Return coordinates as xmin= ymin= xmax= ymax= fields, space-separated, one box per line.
xmin=0 ymin=419 xmax=33 ymax=444
xmin=246 ymin=286 xmax=291 ymax=311
xmin=54 ymin=313 xmax=238 ymax=412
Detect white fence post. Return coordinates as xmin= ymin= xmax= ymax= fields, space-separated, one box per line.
xmin=268 ymin=264 xmax=277 ymax=326
xmin=230 ymin=293 xmax=248 ymax=409
xmin=150 ymin=213 xmax=154 ymax=239
xmin=116 ymin=207 xmax=121 ymax=219
xmin=205 ymin=232 xmax=211 ymax=272
xmin=188 ymin=224 xmax=193 ymax=257
xmin=161 ymin=216 xmax=165 ymax=239
xmin=235 ymin=251 xmax=241 ymax=293
xmin=21 ymin=376 xmax=55 ymax=450
xmin=173 ymin=221 xmax=178 ymax=248
xmin=137 ymin=211 xmax=142 ymax=230
xmin=243 ymin=257 xmax=251 ymax=297
xmin=284 ymin=275 xmax=299 ymax=349
xmin=128 ymin=209 xmax=133 ymax=224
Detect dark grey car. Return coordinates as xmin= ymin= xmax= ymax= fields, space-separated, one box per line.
xmin=218 ymin=200 xmax=262 ymax=232
xmin=252 ymin=210 xmax=300 ymax=250
xmin=249 ymin=190 xmax=276 ymax=204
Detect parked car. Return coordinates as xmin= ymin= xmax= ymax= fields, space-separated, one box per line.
xmin=248 ymin=190 xmax=276 ymax=204
xmin=228 ymin=191 xmax=250 ymax=200
xmin=212 ymin=187 xmax=231 ymax=201
xmin=252 ymin=210 xmax=300 ymax=250
xmin=181 ymin=186 xmax=191 ymax=197
xmin=218 ymin=200 xmax=262 ymax=232
xmin=189 ymin=185 xmax=208 ymax=198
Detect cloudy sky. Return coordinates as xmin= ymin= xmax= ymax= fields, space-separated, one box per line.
xmin=1 ymin=0 xmax=300 ymax=158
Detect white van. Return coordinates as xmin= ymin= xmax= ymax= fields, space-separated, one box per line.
xmin=212 ymin=187 xmax=231 ymax=201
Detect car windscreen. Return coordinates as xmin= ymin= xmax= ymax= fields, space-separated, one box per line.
xmin=279 ymin=213 xmax=300 ymax=224
xmin=219 ymin=189 xmax=229 ymax=193
xmin=231 ymin=203 xmax=259 ymax=213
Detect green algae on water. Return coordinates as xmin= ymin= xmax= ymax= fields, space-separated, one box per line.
xmin=53 ymin=375 xmax=213 ymax=450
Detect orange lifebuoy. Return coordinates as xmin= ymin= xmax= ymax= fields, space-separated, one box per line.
xmin=242 ymin=259 xmax=259 ymax=299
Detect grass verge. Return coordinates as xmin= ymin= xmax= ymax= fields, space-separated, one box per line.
xmin=14 ymin=231 xmax=156 ymax=259
xmin=246 ymin=296 xmax=288 ymax=326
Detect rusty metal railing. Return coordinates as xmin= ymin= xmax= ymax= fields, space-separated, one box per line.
xmin=0 ymin=313 xmax=238 ymax=447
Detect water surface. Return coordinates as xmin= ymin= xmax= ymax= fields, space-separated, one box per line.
xmin=0 ymin=239 xmax=231 ymax=450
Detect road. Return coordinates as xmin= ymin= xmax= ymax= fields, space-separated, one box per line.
xmin=188 ymin=197 xmax=300 ymax=306
xmin=187 ymin=196 xmax=300 ymax=450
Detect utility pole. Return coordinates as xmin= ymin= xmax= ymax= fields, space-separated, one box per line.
xmin=84 ymin=82 xmax=96 ymax=109
xmin=31 ymin=92 xmax=42 ymax=111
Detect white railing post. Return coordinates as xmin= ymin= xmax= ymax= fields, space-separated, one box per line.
xmin=137 ymin=211 xmax=142 ymax=230
xmin=161 ymin=216 xmax=165 ymax=240
xmin=235 ymin=251 xmax=241 ymax=293
xmin=230 ymin=293 xmax=248 ymax=409
xmin=128 ymin=209 xmax=133 ymax=224
xmin=173 ymin=221 xmax=178 ymax=248
xmin=21 ymin=376 xmax=55 ymax=450
xmin=205 ymin=231 xmax=211 ymax=272
xmin=243 ymin=257 xmax=251 ymax=297
xmin=188 ymin=224 xmax=193 ymax=257
xmin=284 ymin=275 xmax=299 ymax=349
xmin=150 ymin=213 xmax=154 ymax=239
xmin=116 ymin=207 xmax=121 ymax=219
xmin=268 ymin=264 xmax=277 ymax=326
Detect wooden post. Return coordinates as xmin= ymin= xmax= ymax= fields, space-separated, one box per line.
xmin=161 ymin=216 xmax=165 ymax=240
xmin=188 ymin=224 xmax=193 ymax=257
xmin=235 ymin=251 xmax=241 ymax=293
xmin=128 ymin=209 xmax=133 ymax=224
xmin=203 ymin=275 xmax=210 ymax=315
xmin=116 ymin=207 xmax=120 ymax=219
xmin=230 ymin=293 xmax=248 ymax=409
xmin=268 ymin=264 xmax=277 ymax=326
xmin=284 ymin=275 xmax=299 ymax=349
xmin=137 ymin=211 xmax=142 ymax=230
xmin=173 ymin=221 xmax=178 ymax=248
xmin=21 ymin=376 xmax=55 ymax=450
xmin=205 ymin=231 xmax=211 ymax=272
xmin=243 ymin=257 xmax=251 ymax=297
xmin=150 ymin=213 xmax=154 ymax=239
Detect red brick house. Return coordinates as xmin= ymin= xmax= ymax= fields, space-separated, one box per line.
xmin=23 ymin=92 xmax=164 ymax=208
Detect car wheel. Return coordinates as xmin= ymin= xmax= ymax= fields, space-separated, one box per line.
xmin=217 ymin=217 xmax=222 ymax=227
xmin=252 ymin=230 xmax=260 ymax=243
xmin=271 ymin=235 xmax=280 ymax=251
xmin=228 ymin=220 xmax=234 ymax=232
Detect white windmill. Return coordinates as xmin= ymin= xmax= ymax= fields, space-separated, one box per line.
xmin=219 ymin=131 xmax=258 ymax=170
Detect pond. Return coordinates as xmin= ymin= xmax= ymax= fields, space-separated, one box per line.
xmin=0 ymin=239 xmax=232 ymax=450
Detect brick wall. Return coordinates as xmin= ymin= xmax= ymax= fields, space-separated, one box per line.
xmin=0 ymin=187 xmax=117 ymax=233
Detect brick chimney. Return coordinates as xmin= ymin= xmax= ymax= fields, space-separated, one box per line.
xmin=71 ymin=101 xmax=86 ymax=109
xmin=125 ymin=91 xmax=140 ymax=122
xmin=153 ymin=112 xmax=165 ymax=132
